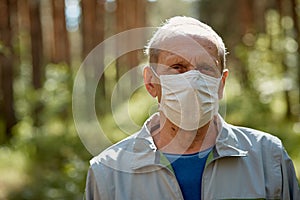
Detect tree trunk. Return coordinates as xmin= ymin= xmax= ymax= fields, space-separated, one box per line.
xmin=9 ymin=0 xmax=20 ymax=67
xmin=29 ymin=0 xmax=44 ymax=127
xmin=237 ymin=0 xmax=255 ymax=90
xmin=0 ymin=0 xmax=17 ymax=141
xmin=290 ymin=0 xmax=300 ymax=119
xmin=115 ymin=0 xmax=146 ymax=79
xmin=51 ymin=0 xmax=70 ymax=65
xmin=17 ymin=0 xmax=31 ymax=61
xmin=29 ymin=0 xmax=43 ymax=89
xmin=273 ymin=0 xmax=293 ymax=119
xmin=115 ymin=0 xmax=126 ymax=80
xmin=239 ymin=0 xmax=255 ymax=34
xmin=81 ymin=0 xmax=106 ymax=113
xmin=81 ymin=0 xmax=97 ymax=59
xmin=95 ymin=0 xmax=106 ymax=99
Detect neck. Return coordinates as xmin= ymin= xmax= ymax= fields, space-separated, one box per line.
xmin=152 ymin=112 xmax=219 ymax=154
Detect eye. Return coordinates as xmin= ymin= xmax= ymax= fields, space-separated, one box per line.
xmin=201 ymin=65 xmax=214 ymax=72
xmin=170 ymin=64 xmax=183 ymax=69
xmin=169 ymin=64 xmax=187 ymax=73
xmin=197 ymin=64 xmax=220 ymax=77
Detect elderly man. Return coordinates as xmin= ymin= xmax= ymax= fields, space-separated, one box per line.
xmin=85 ymin=16 xmax=299 ymax=199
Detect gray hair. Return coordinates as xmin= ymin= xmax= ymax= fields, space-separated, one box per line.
xmin=145 ymin=16 xmax=227 ymax=70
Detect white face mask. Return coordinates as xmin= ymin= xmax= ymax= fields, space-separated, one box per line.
xmin=153 ymin=69 xmax=221 ymax=131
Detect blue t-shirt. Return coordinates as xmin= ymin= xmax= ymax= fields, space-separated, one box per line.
xmin=163 ymin=147 xmax=212 ymax=200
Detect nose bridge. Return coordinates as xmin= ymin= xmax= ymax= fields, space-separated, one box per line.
xmin=187 ymin=65 xmax=196 ymax=71
xmin=187 ymin=61 xmax=200 ymax=71
xmin=187 ymin=56 xmax=201 ymax=70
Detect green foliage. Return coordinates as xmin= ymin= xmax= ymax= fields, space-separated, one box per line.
xmin=0 ymin=64 xmax=91 ymax=199
xmin=7 ymin=127 xmax=90 ymax=200
xmin=229 ymin=9 xmax=300 ymax=178
xmin=234 ymin=10 xmax=299 ymax=119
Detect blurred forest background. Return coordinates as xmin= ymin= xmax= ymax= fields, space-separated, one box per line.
xmin=0 ymin=0 xmax=300 ymax=199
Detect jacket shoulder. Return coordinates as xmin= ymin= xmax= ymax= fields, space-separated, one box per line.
xmin=231 ymin=125 xmax=284 ymax=157
xmin=236 ymin=126 xmax=282 ymax=145
xmin=89 ymin=132 xmax=138 ymax=171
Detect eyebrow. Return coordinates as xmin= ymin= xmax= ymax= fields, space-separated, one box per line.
xmin=165 ymin=56 xmax=189 ymax=65
xmin=195 ymin=62 xmax=213 ymax=68
xmin=195 ymin=62 xmax=222 ymax=74
xmin=173 ymin=60 xmax=189 ymax=66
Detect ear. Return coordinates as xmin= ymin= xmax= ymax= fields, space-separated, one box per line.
xmin=143 ymin=66 xmax=159 ymax=98
xmin=218 ymin=69 xmax=229 ymax=99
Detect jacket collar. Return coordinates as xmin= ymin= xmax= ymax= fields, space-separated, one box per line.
xmin=130 ymin=114 xmax=159 ymax=170
xmin=214 ymin=116 xmax=249 ymax=158
xmin=131 ymin=113 xmax=249 ymax=170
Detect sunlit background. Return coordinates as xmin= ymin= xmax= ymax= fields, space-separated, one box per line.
xmin=0 ymin=0 xmax=299 ymax=199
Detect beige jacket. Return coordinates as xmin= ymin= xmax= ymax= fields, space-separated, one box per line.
xmin=85 ymin=114 xmax=300 ymax=199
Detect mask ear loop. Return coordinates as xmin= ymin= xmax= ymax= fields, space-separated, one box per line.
xmin=150 ymin=66 xmax=160 ymax=78
xmin=149 ymin=66 xmax=164 ymax=117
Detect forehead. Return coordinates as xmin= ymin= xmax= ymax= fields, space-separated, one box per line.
xmin=157 ymin=34 xmax=220 ymax=67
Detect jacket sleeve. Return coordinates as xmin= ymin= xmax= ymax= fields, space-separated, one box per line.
xmin=281 ymin=148 xmax=300 ymax=200
xmin=85 ymin=166 xmax=102 ymax=200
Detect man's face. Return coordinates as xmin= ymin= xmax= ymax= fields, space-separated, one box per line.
xmin=151 ymin=34 xmax=225 ymax=102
